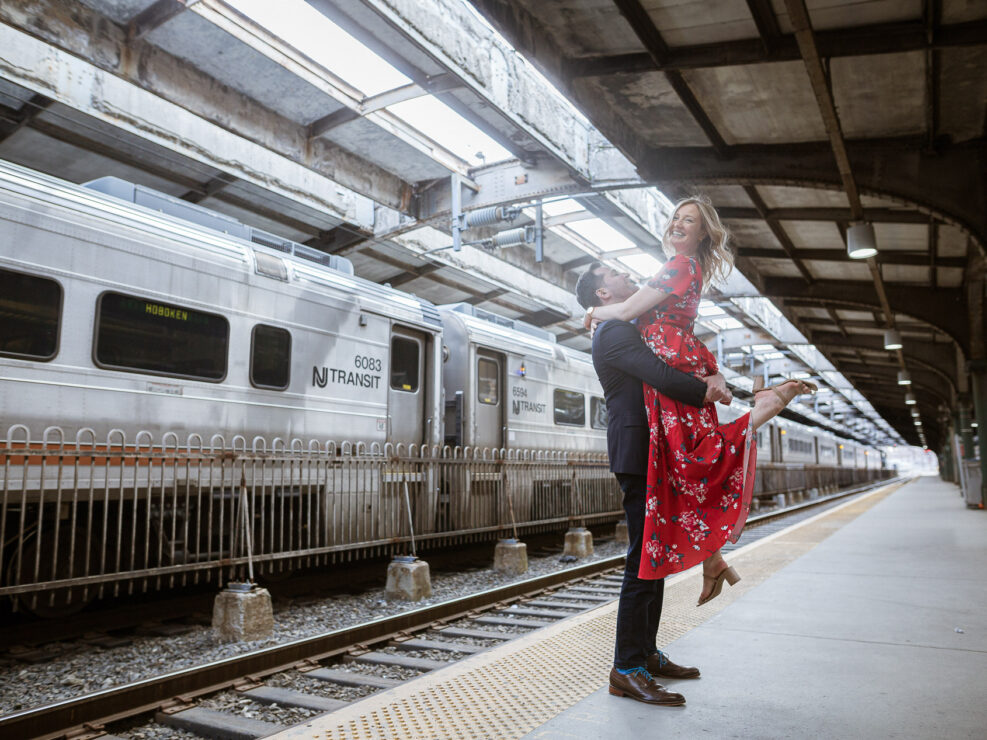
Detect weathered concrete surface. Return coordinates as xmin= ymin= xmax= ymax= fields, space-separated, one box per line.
xmin=493 ymin=539 xmax=528 ymax=574
xmin=385 ymin=558 xmax=432 ymax=601
xmin=212 ymin=586 xmax=274 ymax=642
xmin=613 ymin=520 xmax=628 ymax=546
xmin=563 ymin=527 xmax=593 ymax=558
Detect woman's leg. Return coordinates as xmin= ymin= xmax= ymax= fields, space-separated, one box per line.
xmin=750 ymin=379 xmax=810 ymax=429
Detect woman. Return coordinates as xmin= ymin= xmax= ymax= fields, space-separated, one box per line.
xmin=585 ymin=196 xmax=814 ymax=605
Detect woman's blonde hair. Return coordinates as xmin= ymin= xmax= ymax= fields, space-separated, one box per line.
xmin=663 ymin=195 xmax=733 ymax=291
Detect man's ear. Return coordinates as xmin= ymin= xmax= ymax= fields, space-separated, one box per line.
xmin=595 ymin=286 xmax=609 ymax=302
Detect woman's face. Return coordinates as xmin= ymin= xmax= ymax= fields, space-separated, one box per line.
xmin=668 ymin=203 xmax=706 ymax=255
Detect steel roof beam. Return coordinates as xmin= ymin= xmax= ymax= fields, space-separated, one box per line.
xmin=743 ymin=186 xmax=813 ymax=283
xmin=738 ymin=248 xmax=964 ymax=269
xmin=639 ymin=139 xmax=986 ymax=256
xmin=764 ymin=276 xmax=968 ymax=352
xmin=612 ymin=0 xmax=728 ymax=155
xmin=564 ymin=19 xmax=987 ymax=77
xmin=719 ymin=206 xmax=930 ymax=224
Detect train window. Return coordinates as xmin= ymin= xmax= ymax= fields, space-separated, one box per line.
xmin=250 ymin=325 xmax=291 ymax=390
xmin=95 ymin=292 xmax=228 ymax=381
xmin=590 ymin=396 xmax=608 ymax=429
xmin=390 ymin=336 xmax=419 ymax=392
xmin=477 ymin=358 xmax=499 ymax=405
xmin=0 ymin=268 xmax=61 ymax=360
xmin=554 ymin=389 xmax=585 ymax=426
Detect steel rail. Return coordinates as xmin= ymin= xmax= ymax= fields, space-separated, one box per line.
xmin=0 ymin=476 xmax=903 ymax=740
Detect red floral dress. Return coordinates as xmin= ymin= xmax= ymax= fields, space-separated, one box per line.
xmin=638 ymin=254 xmax=756 ymax=580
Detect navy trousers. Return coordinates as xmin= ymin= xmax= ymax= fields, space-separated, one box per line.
xmin=613 ymin=473 xmax=664 ymax=669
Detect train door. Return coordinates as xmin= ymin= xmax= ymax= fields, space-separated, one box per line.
xmin=387 ymin=327 xmax=427 ymax=445
xmin=474 ymin=349 xmax=505 ymax=449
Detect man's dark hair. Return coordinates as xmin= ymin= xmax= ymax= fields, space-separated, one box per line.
xmin=574 ymin=261 xmax=604 ymax=309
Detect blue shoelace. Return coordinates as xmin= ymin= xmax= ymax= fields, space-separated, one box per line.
xmin=616 ymin=666 xmax=653 ymax=679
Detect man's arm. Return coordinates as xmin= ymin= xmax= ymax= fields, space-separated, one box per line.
xmin=596 ymin=321 xmax=707 ymax=408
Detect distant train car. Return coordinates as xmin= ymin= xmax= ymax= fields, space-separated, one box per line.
xmin=440 ymin=304 xmax=606 ymax=452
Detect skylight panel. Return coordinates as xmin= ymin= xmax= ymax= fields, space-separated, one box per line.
xmin=711 ymin=317 xmax=744 ymax=330
xmin=566 ymin=219 xmax=636 ymax=252
xmin=228 ymin=0 xmax=410 ymax=96
xmin=386 ymin=97 xmax=512 ymax=167
xmin=697 ymin=300 xmax=724 ymax=316
xmin=751 ymin=343 xmax=776 ymax=351
xmin=541 ymin=198 xmax=585 ymax=217
xmin=617 ymin=253 xmax=664 ymax=277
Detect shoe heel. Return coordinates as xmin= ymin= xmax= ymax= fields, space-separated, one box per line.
xmin=723 ymin=566 xmax=740 ymax=586
xmin=608 ymin=686 xmax=625 ymax=697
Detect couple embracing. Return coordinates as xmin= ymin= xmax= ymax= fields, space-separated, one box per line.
xmin=575 ymin=196 xmax=815 ymax=706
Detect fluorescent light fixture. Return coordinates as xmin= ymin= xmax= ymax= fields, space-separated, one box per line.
xmin=905 ymin=392 xmax=916 ymax=405
xmin=847 ymin=223 xmax=878 ymax=259
xmin=897 ymin=370 xmax=911 ymax=385
xmin=884 ymin=329 xmax=903 ymax=350
xmin=972 ymin=421 xmax=979 ymax=428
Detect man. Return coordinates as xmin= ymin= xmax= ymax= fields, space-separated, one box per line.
xmin=575 ymin=262 xmax=732 ymax=706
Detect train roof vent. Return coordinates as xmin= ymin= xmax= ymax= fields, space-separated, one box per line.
xmin=250 ymin=229 xmax=354 ymax=275
xmin=83 ymin=177 xmax=251 ymax=240
xmin=440 ymin=303 xmax=557 ymax=343
xmin=82 ymin=177 xmax=354 ymax=276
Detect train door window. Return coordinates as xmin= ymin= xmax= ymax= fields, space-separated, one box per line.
xmin=0 ymin=268 xmax=61 ymax=360
xmin=95 ymin=292 xmax=228 ymax=381
xmin=250 ymin=324 xmax=291 ymax=390
xmin=554 ymin=389 xmax=585 ymax=426
xmin=590 ymin=396 xmax=608 ymax=429
xmin=390 ymin=336 xmax=420 ymax=392
xmin=477 ymin=358 xmax=499 ymax=404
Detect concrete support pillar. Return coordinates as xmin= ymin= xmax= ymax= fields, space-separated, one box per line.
xmin=614 ymin=520 xmax=629 ymax=545
xmin=493 ymin=539 xmax=528 ymax=575
xmin=212 ymin=583 xmax=274 ymax=643
xmin=385 ymin=556 xmax=432 ymax=601
xmin=969 ymin=364 xmax=987 ymax=507
xmin=958 ymin=394 xmax=974 ymax=460
xmin=563 ymin=527 xmax=593 ymax=558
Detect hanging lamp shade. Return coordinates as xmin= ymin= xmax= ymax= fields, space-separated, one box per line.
xmin=897 ymin=369 xmax=911 ymax=385
xmin=847 ymin=223 xmax=878 ymax=259
xmin=904 ymin=392 xmax=916 ymax=405
xmin=884 ymin=329 xmax=903 ymax=350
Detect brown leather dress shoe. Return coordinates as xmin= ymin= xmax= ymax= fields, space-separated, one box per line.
xmin=647 ymin=652 xmax=701 ymax=679
xmin=608 ymin=667 xmax=686 ymax=706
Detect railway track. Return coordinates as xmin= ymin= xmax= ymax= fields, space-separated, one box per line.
xmin=0 ymin=477 xmax=903 ymax=740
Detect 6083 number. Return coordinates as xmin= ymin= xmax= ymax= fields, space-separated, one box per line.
xmin=354 ymin=355 xmax=382 ymax=372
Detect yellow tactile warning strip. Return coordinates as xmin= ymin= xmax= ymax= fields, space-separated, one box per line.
xmin=267 ymin=480 xmax=907 ymax=740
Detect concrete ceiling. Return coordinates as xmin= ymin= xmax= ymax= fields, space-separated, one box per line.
xmin=463 ymin=0 xmax=987 ymax=450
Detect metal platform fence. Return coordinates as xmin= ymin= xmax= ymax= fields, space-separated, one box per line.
xmin=0 ymin=425 xmax=892 ymax=612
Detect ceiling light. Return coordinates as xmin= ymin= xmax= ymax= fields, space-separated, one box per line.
xmin=905 ymin=392 xmax=916 ymax=405
xmin=897 ymin=370 xmax=911 ymax=385
xmin=884 ymin=330 xmax=903 ymax=350
xmin=847 ymin=223 xmax=878 ymax=259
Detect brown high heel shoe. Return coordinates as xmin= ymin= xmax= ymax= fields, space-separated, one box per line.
xmin=697 ymin=563 xmax=741 ymax=606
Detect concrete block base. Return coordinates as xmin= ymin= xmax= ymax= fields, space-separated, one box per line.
xmin=563 ymin=528 xmax=593 ymax=558
xmin=212 ymin=584 xmax=274 ymax=643
xmin=493 ymin=539 xmax=528 ymax=574
xmin=386 ymin=557 xmax=432 ymax=601
xmin=614 ymin=520 xmax=629 ymax=545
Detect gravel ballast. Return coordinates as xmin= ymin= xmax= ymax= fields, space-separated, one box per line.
xmin=0 ymin=539 xmax=626 ymax=715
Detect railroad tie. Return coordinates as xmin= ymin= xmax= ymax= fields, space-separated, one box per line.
xmin=244 ymin=686 xmax=347 ymax=712
xmin=305 ymin=668 xmax=402 ymax=690
xmin=389 ymin=638 xmax=485 ymax=654
xmin=156 ymin=707 xmax=286 ymax=740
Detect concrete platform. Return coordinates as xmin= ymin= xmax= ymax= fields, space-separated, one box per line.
xmin=526 ymin=477 xmax=986 ymax=740
xmin=265 ymin=478 xmax=986 ymax=740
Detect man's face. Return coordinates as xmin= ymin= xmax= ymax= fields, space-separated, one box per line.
xmin=593 ymin=266 xmax=638 ymax=304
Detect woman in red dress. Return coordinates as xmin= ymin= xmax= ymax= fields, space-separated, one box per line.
xmin=586 ymin=196 xmax=813 ymax=604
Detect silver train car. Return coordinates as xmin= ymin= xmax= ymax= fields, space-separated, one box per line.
xmin=0 ymin=161 xmax=889 ymax=613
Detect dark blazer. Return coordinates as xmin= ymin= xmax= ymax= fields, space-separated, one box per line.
xmin=592 ymin=319 xmax=706 ymax=475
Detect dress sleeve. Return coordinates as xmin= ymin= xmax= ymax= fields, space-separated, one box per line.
xmin=646 ymin=255 xmax=696 ymax=299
